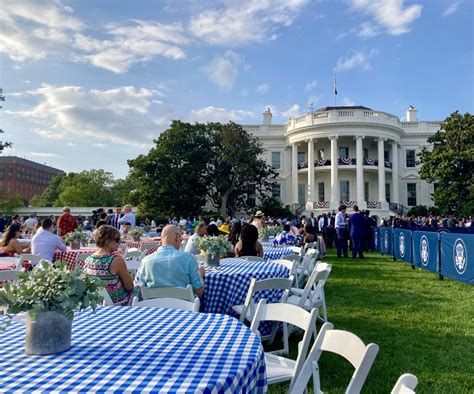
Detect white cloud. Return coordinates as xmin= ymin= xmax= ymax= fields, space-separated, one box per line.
xmin=257 ymin=84 xmax=270 ymax=94
xmin=443 ymin=1 xmax=460 ymax=17
xmin=335 ymin=49 xmax=377 ymax=72
xmin=189 ymin=106 xmax=255 ymax=123
xmin=342 ymin=97 xmax=356 ymax=106
xmin=281 ymin=104 xmax=300 ymax=118
xmin=349 ymin=0 xmax=422 ymax=36
xmin=189 ymin=0 xmax=309 ymax=46
xmin=358 ymin=22 xmax=379 ymax=38
xmin=305 ymin=80 xmax=317 ymax=91
xmin=203 ymin=51 xmax=240 ymax=90
xmin=6 ymin=84 xmax=165 ymax=147
xmin=31 ymin=152 xmax=60 ymax=158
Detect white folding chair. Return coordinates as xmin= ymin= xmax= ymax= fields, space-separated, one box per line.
xmin=16 ymin=254 xmax=41 ymax=270
xmin=232 ymin=276 xmax=293 ymax=323
xmin=295 ymin=249 xmax=318 ymax=288
xmin=250 ymin=300 xmax=318 ymax=390
xmin=0 ymin=270 xmax=21 ymax=282
xmin=141 ymin=284 xmax=196 ymax=302
xmin=240 ymin=256 xmax=265 ymax=262
xmin=98 ymin=288 xmax=115 ymax=307
xmin=123 ymin=250 xmax=143 ymax=274
xmin=132 ymin=296 xmax=200 ymax=312
xmin=288 ymin=263 xmax=332 ymax=322
xmin=75 ymin=252 xmax=91 ymax=268
xmin=391 ymin=373 xmax=418 ymax=394
xmin=290 ymin=322 xmax=379 ymax=394
xmin=272 ymin=258 xmax=298 ymax=285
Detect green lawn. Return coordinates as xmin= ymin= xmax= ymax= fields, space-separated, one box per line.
xmin=268 ymin=250 xmax=474 ymax=393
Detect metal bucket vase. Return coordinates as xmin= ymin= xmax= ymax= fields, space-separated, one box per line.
xmin=25 ymin=311 xmax=72 ymax=355
xmin=206 ymin=254 xmax=220 ymax=267
xmin=70 ymin=240 xmax=81 ymax=250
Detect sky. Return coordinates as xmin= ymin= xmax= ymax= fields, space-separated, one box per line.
xmin=0 ymin=0 xmax=473 ymax=179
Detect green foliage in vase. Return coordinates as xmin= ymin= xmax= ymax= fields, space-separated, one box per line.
xmin=258 ymin=226 xmax=282 ymax=239
xmin=129 ymin=226 xmax=145 ymax=238
xmin=194 ymin=235 xmax=233 ymax=257
xmin=63 ymin=230 xmax=90 ymax=244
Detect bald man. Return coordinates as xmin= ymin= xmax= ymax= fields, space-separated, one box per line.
xmin=137 ymin=225 xmax=205 ymax=296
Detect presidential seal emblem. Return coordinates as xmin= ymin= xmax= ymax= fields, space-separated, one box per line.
xmin=420 ymin=235 xmax=429 ymax=267
xmin=453 ymin=238 xmax=467 ymax=275
xmin=399 ymin=233 xmax=405 ymax=258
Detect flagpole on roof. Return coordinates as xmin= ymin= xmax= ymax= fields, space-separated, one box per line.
xmin=333 ymin=73 xmax=337 ymax=106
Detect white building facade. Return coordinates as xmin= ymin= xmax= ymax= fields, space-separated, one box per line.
xmin=243 ymin=105 xmax=440 ymax=218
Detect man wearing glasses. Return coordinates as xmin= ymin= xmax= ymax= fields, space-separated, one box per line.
xmin=137 ymin=224 xmax=205 ymax=296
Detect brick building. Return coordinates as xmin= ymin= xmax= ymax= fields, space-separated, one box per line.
xmin=0 ymin=156 xmax=63 ymax=201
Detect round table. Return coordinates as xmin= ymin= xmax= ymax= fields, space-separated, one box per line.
xmin=202 ymin=257 xmax=289 ymax=315
xmin=263 ymin=246 xmax=295 ymax=260
xmin=0 ymin=306 xmax=267 ymax=393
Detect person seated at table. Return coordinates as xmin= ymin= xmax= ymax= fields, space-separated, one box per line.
xmin=206 ymin=223 xmax=220 ymax=237
xmin=302 ymin=223 xmax=316 ymax=247
xmin=120 ymin=222 xmax=132 ymax=241
xmin=137 ymin=224 xmax=205 ymax=297
xmin=184 ymin=224 xmax=207 ymax=255
xmin=228 ymin=221 xmax=242 ymax=247
xmin=84 ymin=225 xmax=138 ymax=306
xmin=274 ymin=224 xmax=297 ymax=246
xmin=234 ymin=224 xmax=264 ymax=258
xmin=31 ymin=218 xmax=67 ymax=261
xmin=0 ymin=224 xmax=31 ymax=257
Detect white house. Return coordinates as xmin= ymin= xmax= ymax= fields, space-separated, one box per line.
xmin=242 ymin=105 xmax=440 ymax=218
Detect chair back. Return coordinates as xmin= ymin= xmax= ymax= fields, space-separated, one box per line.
xmin=98 ymin=288 xmax=115 ymax=307
xmin=291 ymin=322 xmax=379 ymax=394
xmin=123 ymin=250 xmax=143 ymax=273
xmin=141 ymin=284 xmax=195 ymax=303
xmin=240 ymin=256 xmax=265 ymax=262
xmin=17 ymin=254 xmax=41 ymax=270
xmin=0 ymin=269 xmax=20 ymax=282
xmin=132 ymin=296 xmax=200 ymax=312
xmin=297 ymin=265 xmax=331 ymax=308
xmin=271 ymin=258 xmax=298 ymax=276
xmin=288 ymin=246 xmax=303 ymax=255
xmin=391 ymin=374 xmax=418 ymax=394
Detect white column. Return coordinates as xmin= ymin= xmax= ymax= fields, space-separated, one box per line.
xmin=292 ymin=143 xmax=298 ymax=204
xmin=378 ymin=138 xmax=386 ymax=202
xmin=356 ymin=135 xmax=364 ymax=204
xmin=391 ymin=141 xmax=399 ymax=204
xmin=307 ymin=139 xmax=315 ymax=206
xmin=330 ymin=136 xmax=338 ymax=203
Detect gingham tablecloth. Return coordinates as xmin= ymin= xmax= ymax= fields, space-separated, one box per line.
xmin=263 ymin=246 xmax=295 ymax=260
xmin=203 ymin=257 xmax=289 ymax=315
xmin=125 ymin=240 xmax=162 ymax=255
xmin=0 ymin=260 xmax=17 ymax=288
xmin=53 ymin=249 xmax=123 ymax=270
xmin=0 ymin=306 xmax=267 ymax=393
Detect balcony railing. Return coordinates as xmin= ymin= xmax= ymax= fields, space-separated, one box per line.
xmin=297 ymin=158 xmax=392 ymax=169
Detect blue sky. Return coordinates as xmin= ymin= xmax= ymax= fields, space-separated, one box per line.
xmin=1 ymin=0 xmax=472 ymax=178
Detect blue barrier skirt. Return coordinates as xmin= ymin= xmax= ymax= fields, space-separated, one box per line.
xmin=440 ymin=233 xmax=474 ymax=285
xmin=380 ymin=227 xmax=394 ymax=256
xmin=413 ymin=231 xmax=439 ymax=273
xmin=394 ymin=229 xmax=412 ymax=263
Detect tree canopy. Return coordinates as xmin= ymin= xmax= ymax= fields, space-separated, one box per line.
xmin=128 ymin=120 xmax=276 ymax=217
xmin=418 ymin=111 xmax=474 ymax=216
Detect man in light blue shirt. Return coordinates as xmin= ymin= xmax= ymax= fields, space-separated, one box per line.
xmin=137 ymin=225 xmax=205 ymax=296
xmin=118 ymin=204 xmax=136 ymax=228
xmin=31 ymin=218 xmax=67 ymax=262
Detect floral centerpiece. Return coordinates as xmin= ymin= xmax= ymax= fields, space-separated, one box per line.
xmin=129 ymin=226 xmax=145 ymax=242
xmin=194 ymin=235 xmax=233 ymax=267
xmin=63 ymin=230 xmax=90 ymax=249
xmin=0 ymin=261 xmax=103 ymax=355
xmin=258 ymin=226 xmax=283 ymax=241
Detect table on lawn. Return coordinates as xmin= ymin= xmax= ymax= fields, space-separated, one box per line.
xmin=262 ymin=246 xmax=295 ymax=260
xmin=202 ymin=257 xmax=289 ymax=315
xmin=0 ymin=306 xmax=267 ymax=393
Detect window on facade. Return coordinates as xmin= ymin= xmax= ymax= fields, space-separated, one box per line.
xmin=271 ymin=151 xmax=281 ymax=169
xmin=297 ymin=152 xmax=305 ymax=165
xmin=385 ymin=183 xmax=391 ymax=203
xmin=246 ymin=185 xmax=256 ymax=208
xmin=407 ymin=183 xmax=417 ymax=206
xmin=406 ymin=150 xmax=416 ymax=167
xmin=318 ymin=182 xmax=325 ymax=202
xmin=318 ymin=149 xmax=325 ymax=160
xmin=340 ymin=180 xmax=349 ymax=201
xmin=364 ymin=182 xmax=369 ymax=202
xmin=363 ymin=148 xmax=369 ymax=159
xmin=339 ymin=147 xmax=349 ymax=158
xmin=272 ymin=184 xmax=281 ymax=200
xmin=384 ymin=150 xmax=389 ymax=162
xmin=298 ymin=183 xmax=306 ymax=205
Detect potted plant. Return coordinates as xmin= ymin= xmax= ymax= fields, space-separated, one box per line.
xmin=63 ymin=230 xmax=89 ymax=250
xmin=194 ymin=235 xmax=233 ymax=267
xmin=129 ymin=226 xmax=145 ymax=242
xmin=0 ymin=261 xmax=103 ymax=355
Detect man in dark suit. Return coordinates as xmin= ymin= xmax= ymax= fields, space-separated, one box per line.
xmin=108 ymin=204 xmax=123 ymax=229
xmin=348 ymin=205 xmax=366 ymax=259
xmin=308 ymin=212 xmax=318 ymax=237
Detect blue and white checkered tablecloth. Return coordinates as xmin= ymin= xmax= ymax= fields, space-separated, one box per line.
xmin=203 ymin=258 xmax=289 ymax=315
xmin=0 ymin=307 xmax=267 ymax=393
xmin=263 ymin=246 xmax=295 ymax=261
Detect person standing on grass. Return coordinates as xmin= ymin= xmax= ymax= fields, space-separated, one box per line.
xmin=349 ymin=205 xmax=365 ymax=259
xmin=335 ymin=205 xmax=348 ymax=258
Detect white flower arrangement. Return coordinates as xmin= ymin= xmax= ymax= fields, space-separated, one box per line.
xmin=259 ymin=226 xmax=283 ymax=240
xmin=129 ymin=227 xmax=145 ymax=238
xmin=63 ymin=230 xmax=90 ymax=244
xmin=194 ymin=235 xmax=233 ymax=257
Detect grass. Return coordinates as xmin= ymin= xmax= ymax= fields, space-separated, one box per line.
xmin=268 ymin=249 xmax=474 ymax=393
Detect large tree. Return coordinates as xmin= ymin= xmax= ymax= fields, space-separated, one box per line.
xmin=418 ymin=111 xmax=474 ymax=216
xmin=128 ymin=120 xmax=276 ymax=217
